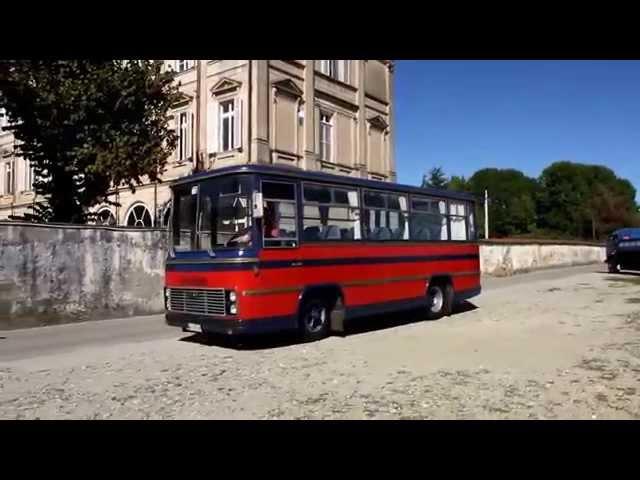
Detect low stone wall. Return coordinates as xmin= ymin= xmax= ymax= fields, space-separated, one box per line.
xmin=480 ymin=241 xmax=606 ymax=277
xmin=0 ymin=221 xmax=607 ymax=328
xmin=0 ymin=222 xmax=168 ymax=329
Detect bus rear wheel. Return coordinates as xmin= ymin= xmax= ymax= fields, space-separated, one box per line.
xmin=426 ymin=282 xmax=454 ymax=320
xmin=299 ymin=298 xmax=330 ymax=342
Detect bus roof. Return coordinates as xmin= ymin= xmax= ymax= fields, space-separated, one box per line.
xmin=170 ymin=164 xmax=478 ymax=202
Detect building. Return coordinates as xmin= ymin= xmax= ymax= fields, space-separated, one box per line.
xmin=0 ymin=60 xmax=395 ymax=226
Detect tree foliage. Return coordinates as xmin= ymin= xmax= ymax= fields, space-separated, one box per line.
xmin=467 ymin=168 xmax=538 ymax=237
xmin=428 ymin=161 xmax=639 ymax=240
xmin=537 ymin=161 xmax=638 ymax=239
xmin=0 ymin=60 xmax=180 ymax=223
xmin=422 ymin=166 xmax=448 ymax=189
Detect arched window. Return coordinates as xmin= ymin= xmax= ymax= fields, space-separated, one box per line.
xmin=126 ymin=203 xmax=153 ymax=227
xmin=97 ymin=208 xmax=117 ymax=226
xmin=161 ymin=201 xmax=172 ymax=228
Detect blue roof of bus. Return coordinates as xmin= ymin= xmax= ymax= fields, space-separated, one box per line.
xmin=170 ymin=164 xmax=478 ymax=202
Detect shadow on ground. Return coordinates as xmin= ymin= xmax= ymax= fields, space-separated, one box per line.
xmin=179 ymin=300 xmax=478 ymax=351
xmin=599 ymin=269 xmax=640 ymax=278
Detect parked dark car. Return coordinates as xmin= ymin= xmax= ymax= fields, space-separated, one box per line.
xmin=606 ymin=228 xmax=640 ymax=273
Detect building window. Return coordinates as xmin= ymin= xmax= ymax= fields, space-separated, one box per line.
xmin=161 ymin=201 xmax=172 ymax=228
xmin=97 ymin=208 xmax=117 ymax=226
xmin=319 ymin=112 xmax=333 ymax=162
xmin=126 ymin=204 xmax=153 ymax=227
xmin=176 ymin=110 xmax=192 ymax=162
xmin=319 ymin=60 xmax=350 ymax=83
xmin=24 ymin=159 xmax=34 ymax=192
xmin=0 ymin=108 xmax=8 ymax=130
xmin=175 ymin=60 xmax=194 ymax=72
xmin=219 ymin=99 xmax=237 ymax=152
xmin=3 ymin=160 xmax=15 ymax=195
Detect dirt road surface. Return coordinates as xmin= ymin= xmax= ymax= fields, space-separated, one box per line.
xmin=1 ymin=264 xmax=639 ymax=419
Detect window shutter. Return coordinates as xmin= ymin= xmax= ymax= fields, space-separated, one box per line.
xmin=207 ymin=99 xmax=218 ymax=154
xmin=234 ymin=97 xmax=243 ymax=149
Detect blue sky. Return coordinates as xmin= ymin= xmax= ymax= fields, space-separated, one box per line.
xmin=394 ymin=60 xmax=640 ymax=201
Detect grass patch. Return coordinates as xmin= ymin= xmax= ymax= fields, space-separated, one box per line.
xmin=626 ymin=298 xmax=640 ymax=304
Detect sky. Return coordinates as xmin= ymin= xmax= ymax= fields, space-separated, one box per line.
xmin=394 ymin=60 xmax=640 ymax=201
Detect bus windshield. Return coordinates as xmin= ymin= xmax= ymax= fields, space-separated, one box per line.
xmin=171 ymin=175 xmax=254 ymax=252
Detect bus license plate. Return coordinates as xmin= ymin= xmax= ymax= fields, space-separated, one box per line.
xmin=186 ymin=323 xmax=202 ymax=333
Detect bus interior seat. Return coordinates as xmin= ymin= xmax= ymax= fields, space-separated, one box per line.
xmin=303 ymin=226 xmax=321 ymax=241
xmin=341 ymin=228 xmax=354 ymax=240
xmin=324 ymin=225 xmax=341 ymax=240
xmin=374 ymin=227 xmax=392 ymax=241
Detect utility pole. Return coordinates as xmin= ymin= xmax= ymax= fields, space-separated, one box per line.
xmin=484 ymin=189 xmax=489 ymax=239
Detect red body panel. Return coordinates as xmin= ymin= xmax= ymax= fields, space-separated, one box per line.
xmin=165 ymin=242 xmax=481 ymax=321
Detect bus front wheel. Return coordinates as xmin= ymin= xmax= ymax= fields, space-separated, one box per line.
xmin=426 ymin=282 xmax=454 ymax=320
xmin=299 ymin=298 xmax=330 ymax=342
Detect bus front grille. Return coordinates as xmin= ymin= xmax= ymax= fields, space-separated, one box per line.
xmin=167 ymin=288 xmax=226 ymax=316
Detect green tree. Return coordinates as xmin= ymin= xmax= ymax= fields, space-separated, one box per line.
xmin=537 ymin=161 xmax=637 ymax=239
xmin=0 ymin=60 xmax=180 ymax=223
xmin=422 ymin=166 xmax=448 ymax=189
xmin=467 ymin=168 xmax=538 ymax=237
xmin=448 ymin=175 xmax=470 ymax=192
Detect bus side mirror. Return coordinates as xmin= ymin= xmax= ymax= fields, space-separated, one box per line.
xmin=252 ymin=192 xmax=263 ymax=218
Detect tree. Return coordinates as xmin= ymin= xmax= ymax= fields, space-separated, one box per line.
xmin=0 ymin=60 xmax=180 ymax=223
xmin=448 ymin=175 xmax=470 ymax=192
xmin=467 ymin=168 xmax=538 ymax=237
xmin=422 ymin=166 xmax=448 ymax=189
xmin=537 ymin=161 xmax=638 ymax=239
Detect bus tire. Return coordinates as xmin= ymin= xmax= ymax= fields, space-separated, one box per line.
xmin=299 ymin=298 xmax=331 ymax=342
xmin=426 ymin=281 xmax=454 ymax=320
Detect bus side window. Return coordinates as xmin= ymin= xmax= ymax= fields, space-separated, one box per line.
xmin=302 ymin=183 xmax=360 ymax=242
xmin=363 ymin=190 xmax=408 ymax=241
xmin=409 ymin=196 xmax=448 ymax=241
xmin=449 ymin=201 xmax=468 ymax=241
xmin=262 ymin=181 xmax=298 ymax=248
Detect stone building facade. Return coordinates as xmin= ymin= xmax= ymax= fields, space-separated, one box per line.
xmin=0 ymin=60 xmax=395 ymax=226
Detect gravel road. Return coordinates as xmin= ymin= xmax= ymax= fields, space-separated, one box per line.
xmin=1 ymin=264 xmax=639 ymax=419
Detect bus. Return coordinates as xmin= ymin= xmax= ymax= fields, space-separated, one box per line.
xmin=164 ymin=164 xmax=481 ymax=342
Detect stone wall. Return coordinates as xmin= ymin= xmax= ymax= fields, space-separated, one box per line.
xmin=480 ymin=240 xmax=605 ymax=277
xmin=0 ymin=222 xmax=168 ymax=329
xmin=0 ymin=222 xmax=607 ymax=329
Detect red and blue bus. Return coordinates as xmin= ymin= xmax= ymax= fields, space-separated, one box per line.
xmin=164 ymin=164 xmax=480 ymax=342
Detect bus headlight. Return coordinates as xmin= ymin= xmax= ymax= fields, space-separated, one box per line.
xmin=226 ymin=290 xmax=238 ymax=315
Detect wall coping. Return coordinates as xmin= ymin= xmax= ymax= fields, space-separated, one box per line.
xmin=479 ymin=238 xmax=604 ymax=247
xmin=0 ymin=220 xmax=167 ymax=233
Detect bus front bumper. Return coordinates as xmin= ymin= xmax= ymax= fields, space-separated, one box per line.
xmin=165 ymin=311 xmax=297 ymax=336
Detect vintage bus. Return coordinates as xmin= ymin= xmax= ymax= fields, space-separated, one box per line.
xmin=164 ymin=164 xmax=481 ymax=342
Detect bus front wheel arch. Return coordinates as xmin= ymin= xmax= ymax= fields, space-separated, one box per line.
xmin=426 ymin=277 xmax=454 ymax=320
